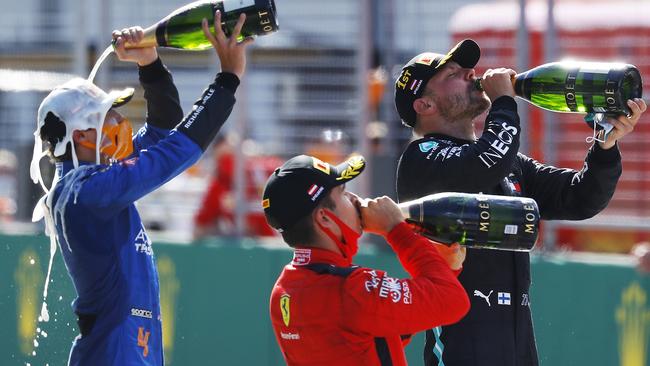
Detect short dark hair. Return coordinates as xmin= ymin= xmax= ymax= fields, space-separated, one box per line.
xmin=280 ymin=192 xmax=336 ymax=247
xmin=39 ymin=111 xmax=71 ymax=162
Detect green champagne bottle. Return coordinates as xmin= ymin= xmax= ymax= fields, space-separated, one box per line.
xmin=399 ymin=192 xmax=539 ymax=251
xmin=476 ymin=61 xmax=643 ymax=116
xmin=123 ymin=0 xmax=279 ymax=50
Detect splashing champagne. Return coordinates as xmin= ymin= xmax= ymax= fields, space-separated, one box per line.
xmin=399 ymin=192 xmax=540 ymax=251
xmin=476 ymin=61 xmax=643 ymax=116
xmin=122 ymin=0 xmax=279 ymax=50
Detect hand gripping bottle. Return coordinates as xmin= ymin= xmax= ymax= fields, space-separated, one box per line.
xmin=123 ymin=0 xmax=279 ymax=50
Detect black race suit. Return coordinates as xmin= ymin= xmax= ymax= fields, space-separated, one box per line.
xmin=396 ymin=96 xmax=622 ymax=366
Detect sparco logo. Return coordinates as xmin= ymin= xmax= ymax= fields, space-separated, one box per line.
xmin=131 ymin=308 xmax=153 ymax=319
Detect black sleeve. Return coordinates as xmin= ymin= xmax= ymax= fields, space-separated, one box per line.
xmin=520 ymin=142 xmax=622 ymax=220
xmin=175 ymin=72 xmax=240 ymax=150
xmin=138 ymin=57 xmax=184 ymax=129
xmin=397 ymin=96 xmax=521 ymax=201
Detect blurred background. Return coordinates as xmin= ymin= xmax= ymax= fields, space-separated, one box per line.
xmin=1 ymin=0 xmax=649 ymax=365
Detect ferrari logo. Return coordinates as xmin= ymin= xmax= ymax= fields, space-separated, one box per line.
xmin=280 ymin=294 xmax=291 ymax=327
xmin=262 ymin=199 xmax=270 ymax=209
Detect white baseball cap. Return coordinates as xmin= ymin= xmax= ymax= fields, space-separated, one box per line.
xmin=30 ymin=78 xmax=134 ymax=192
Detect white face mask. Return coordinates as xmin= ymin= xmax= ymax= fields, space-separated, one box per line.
xmin=585 ymin=112 xmax=614 ymax=144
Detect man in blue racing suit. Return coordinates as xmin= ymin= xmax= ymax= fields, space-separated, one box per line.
xmin=30 ymin=12 xmax=253 ymax=365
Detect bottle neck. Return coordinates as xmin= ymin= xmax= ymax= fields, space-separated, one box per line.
xmin=475 ymin=75 xmax=521 ymax=97
xmin=397 ymin=201 xmax=416 ymax=222
xmin=122 ymin=25 xmax=158 ymax=49
xmin=512 ymin=71 xmax=526 ymax=98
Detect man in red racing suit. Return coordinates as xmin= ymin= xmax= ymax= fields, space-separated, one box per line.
xmin=262 ymin=154 xmax=470 ymax=365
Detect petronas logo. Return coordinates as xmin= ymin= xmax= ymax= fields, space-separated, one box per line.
xmin=14 ymin=249 xmax=42 ymax=355
xmin=616 ymin=282 xmax=650 ymax=366
xmin=158 ymin=256 xmax=180 ymax=363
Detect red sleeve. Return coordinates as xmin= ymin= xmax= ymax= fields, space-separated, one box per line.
xmin=342 ymin=222 xmax=470 ymax=336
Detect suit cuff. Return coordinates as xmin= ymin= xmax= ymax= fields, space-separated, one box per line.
xmin=591 ymin=140 xmax=621 ymax=163
xmin=386 ymin=222 xmax=419 ymax=249
xmin=215 ymin=72 xmax=240 ymax=94
xmin=491 ymin=95 xmax=518 ymax=112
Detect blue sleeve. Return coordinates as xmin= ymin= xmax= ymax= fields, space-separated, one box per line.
xmin=76 ymin=72 xmax=239 ymax=214
xmin=76 ymin=131 xmax=201 ymax=216
xmin=132 ymin=124 xmax=172 ymax=152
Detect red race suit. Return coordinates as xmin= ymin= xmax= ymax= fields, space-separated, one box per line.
xmin=270 ymin=222 xmax=470 ymax=365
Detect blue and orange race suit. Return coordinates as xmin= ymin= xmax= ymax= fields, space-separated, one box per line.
xmin=48 ymin=58 xmax=238 ymax=365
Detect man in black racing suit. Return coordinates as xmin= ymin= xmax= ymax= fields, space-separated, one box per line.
xmin=393 ymin=39 xmax=646 ymax=366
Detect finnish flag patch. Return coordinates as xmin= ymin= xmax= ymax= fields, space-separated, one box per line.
xmin=497 ymin=292 xmax=511 ymax=305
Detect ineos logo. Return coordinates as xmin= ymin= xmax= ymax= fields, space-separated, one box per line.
xmin=478 ymin=122 xmax=519 ymax=168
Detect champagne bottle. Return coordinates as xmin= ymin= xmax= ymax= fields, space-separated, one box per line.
xmin=122 ymin=0 xmax=279 ymax=50
xmin=399 ymin=192 xmax=539 ymax=251
xmin=476 ymin=61 xmax=643 ymax=116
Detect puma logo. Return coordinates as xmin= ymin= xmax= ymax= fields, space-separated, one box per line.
xmin=473 ymin=290 xmax=493 ymax=307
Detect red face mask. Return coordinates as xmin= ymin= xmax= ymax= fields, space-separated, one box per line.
xmin=78 ymin=114 xmax=133 ymax=161
xmin=316 ymin=209 xmax=361 ymax=264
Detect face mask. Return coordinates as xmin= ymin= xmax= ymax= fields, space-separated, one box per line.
xmin=584 ymin=113 xmax=614 ymax=144
xmin=316 ymin=208 xmax=361 ymax=263
xmin=78 ymin=115 xmax=133 ymax=161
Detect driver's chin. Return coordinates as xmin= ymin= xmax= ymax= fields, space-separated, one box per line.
xmin=471 ymin=94 xmax=491 ymax=117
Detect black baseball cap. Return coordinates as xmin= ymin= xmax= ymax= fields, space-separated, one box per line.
xmin=394 ymin=39 xmax=481 ymax=127
xmin=262 ymin=154 xmax=366 ymax=232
